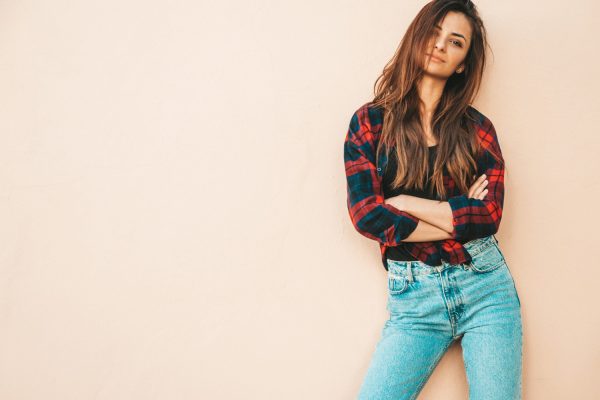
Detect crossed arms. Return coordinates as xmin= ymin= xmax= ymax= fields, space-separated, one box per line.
xmin=344 ymin=108 xmax=505 ymax=246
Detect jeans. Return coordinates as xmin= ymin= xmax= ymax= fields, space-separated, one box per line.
xmin=358 ymin=235 xmax=522 ymax=400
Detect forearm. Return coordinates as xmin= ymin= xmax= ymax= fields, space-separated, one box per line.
xmin=401 ymin=218 xmax=454 ymax=242
xmin=386 ymin=195 xmax=454 ymax=234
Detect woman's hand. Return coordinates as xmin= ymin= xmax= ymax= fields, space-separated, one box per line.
xmin=468 ymin=174 xmax=488 ymax=200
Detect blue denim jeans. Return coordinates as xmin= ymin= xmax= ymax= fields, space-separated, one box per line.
xmin=358 ymin=235 xmax=522 ymax=400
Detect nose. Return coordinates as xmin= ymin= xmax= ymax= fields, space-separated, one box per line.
xmin=434 ymin=38 xmax=447 ymax=52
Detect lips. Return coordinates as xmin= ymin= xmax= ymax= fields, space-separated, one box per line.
xmin=427 ymin=53 xmax=445 ymax=62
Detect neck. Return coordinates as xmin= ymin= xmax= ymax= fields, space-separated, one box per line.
xmin=416 ymin=75 xmax=446 ymax=121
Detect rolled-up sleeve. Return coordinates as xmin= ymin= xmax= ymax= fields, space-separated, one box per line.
xmin=448 ymin=119 xmax=505 ymax=241
xmin=344 ymin=109 xmax=419 ymax=246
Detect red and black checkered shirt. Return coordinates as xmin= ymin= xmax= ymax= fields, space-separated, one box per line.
xmin=344 ymin=102 xmax=505 ymax=270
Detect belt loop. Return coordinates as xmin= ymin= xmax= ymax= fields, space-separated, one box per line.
xmin=434 ymin=261 xmax=443 ymax=274
xmin=407 ymin=262 xmax=414 ymax=283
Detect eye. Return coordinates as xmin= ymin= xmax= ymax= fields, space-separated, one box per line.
xmin=451 ymin=39 xmax=463 ymax=47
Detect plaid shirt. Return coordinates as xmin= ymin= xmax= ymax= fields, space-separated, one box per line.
xmin=344 ymin=102 xmax=505 ymax=270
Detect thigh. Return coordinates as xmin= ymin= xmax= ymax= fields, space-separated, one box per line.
xmin=461 ymin=317 xmax=523 ymax=400
xmin=358 ymin=263 xmax=454 ymax=400
xmin=358 ymin=324 xmax=454 ymax=400
xmin=460 ymin=262 xmax=523 ymax=400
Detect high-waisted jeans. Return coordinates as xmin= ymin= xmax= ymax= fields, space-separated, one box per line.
xmin=358 ymin=235 xmax=522 ymax=400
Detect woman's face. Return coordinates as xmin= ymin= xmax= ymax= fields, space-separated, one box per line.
xmin=422 ymin=11 xmax=472 ymax=79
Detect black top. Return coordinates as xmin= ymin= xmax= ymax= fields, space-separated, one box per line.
xmin=382 ymin=144 xmax=440 ymax=261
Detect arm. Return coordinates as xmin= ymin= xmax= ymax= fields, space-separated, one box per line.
xmin=386 ymin=195 xmax=454 ymax=234
xmin=344 ymin=109 xmax=419 ymax=246
xmin=447 ymin=120 xmax=505 ymax=241
xmin=403 ymin=218 xmax=454 ymax=242
xmin=386 ymin=119 xmax=504 ymax=242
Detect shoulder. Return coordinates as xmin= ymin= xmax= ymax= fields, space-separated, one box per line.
xmin=466 ymin=105 xmax=493 ymax=130
xmin=346 ymin=101 xmax=385 ymax=145
xmin=466 ymin=105 xmax=500 ymax=150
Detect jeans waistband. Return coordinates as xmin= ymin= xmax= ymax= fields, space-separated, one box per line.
xmin=386 ymin=235 xmax=499 ymax=279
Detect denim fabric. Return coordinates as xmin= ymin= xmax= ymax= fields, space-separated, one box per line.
xmin=358 ymin=235 xmax=522 ymax=400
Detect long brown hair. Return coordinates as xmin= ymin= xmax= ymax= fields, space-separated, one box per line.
xmin=372 ymin=0 xmax=498 ymax=200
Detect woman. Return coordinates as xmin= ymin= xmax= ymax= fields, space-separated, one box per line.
xmin=343 ymin=1 xmax=522 ymax=399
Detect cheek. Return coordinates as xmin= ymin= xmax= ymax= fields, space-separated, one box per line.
xmin=448 ymin=52 xmax=466 ymax=68
xmin=425 ymin=38 xmax=437 ymax=50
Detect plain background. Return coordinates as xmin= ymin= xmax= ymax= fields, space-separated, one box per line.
xmin=0 ymin=0 xmax=598 ymax=398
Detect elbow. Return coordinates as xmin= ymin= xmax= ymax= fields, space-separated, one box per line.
xmin=347 ymin=206 xmax=381 ymax=244
xmin=348 ymin=207 xmax=418 ymax=247
xmin=350 ymin=213 xmax=391 ymax=246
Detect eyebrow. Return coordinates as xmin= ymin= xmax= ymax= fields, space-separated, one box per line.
xmin=434 ymin=24 xmax=468 ymax=42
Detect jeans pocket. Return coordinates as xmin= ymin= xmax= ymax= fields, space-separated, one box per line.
xmin=388 ymin=272 xmax=409 ymax=295
xmin=469 ymin=242 xmax=506 ymax=274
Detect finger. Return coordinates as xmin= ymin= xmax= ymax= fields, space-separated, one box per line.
xmin=474 ymin=184 xmax=488 ymax=198
xmin=475 ymin=188 xmax=484 ymax=200
xmin=469 ymin=175 xmax=487 ymax=198
xmin=469 ymin=180 xmax=482 ymax=197
xmin=468 ymin=185 xmax=476 ymax=198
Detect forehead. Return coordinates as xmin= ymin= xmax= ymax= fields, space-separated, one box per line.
xmin=436 ymin=11 xmax=472 ymax=43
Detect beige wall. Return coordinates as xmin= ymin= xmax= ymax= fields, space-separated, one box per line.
xmin=0 ymin=0 xmax=598 ymax=398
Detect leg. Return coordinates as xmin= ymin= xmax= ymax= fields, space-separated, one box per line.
xmin=357 ymin=260 xmax=458 ymax=399
xmin=357 ymin=322 xmax=454 ymax=400
xmin=461 ymin=320 xmax=522 ymax=399
xmin=460 ymin=264 xmax=523 ymax=400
